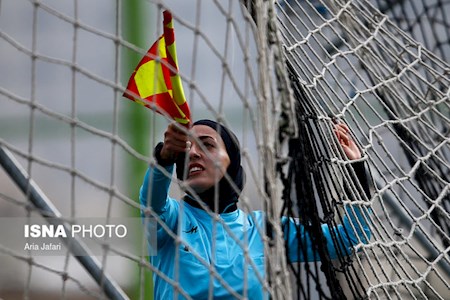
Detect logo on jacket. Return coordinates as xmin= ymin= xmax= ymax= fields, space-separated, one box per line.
xmin=183 ymin=225 xmax=198 ymax=234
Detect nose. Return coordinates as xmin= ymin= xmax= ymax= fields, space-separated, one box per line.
xmin=188 ymin=142 xmax=201 ymax=160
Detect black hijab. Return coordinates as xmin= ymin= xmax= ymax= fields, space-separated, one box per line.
xmin=175 ymin=119 xmax=245 ymax=213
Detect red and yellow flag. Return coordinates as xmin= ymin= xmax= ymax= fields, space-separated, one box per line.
xmin=123 ymin=10 xmax=191 ymax=126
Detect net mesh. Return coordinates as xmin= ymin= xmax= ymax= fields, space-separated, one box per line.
xmin=276 ymin=0 xmax=449 ymax=299
xmin=0 ymin=0 xmax=449 ymax=299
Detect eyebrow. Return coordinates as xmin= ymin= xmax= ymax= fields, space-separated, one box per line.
xmin=197 ymin=135 xmax=217 ymax=142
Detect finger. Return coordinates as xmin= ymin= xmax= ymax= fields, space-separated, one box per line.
xmin=164 ymin=135 xmax=189 ymax=151
xmin=337 ymin=128 xmax=350 ymax=140
xmin=334 ymin=122 xmax=349 ymax=133
xmin=335 ymin=129 xmax=350 ymax=145
xmin=334 ymin=127 xmax=348 ymax=138
xmin=161 ymin=124 xmax=190 ymax=158
xmin=168 ymin=122 xmax=189 ymax=136
xmin=169 ymin=131 xmax=188 ymax=143
xmin=165 ymin=138 xmax=186 ymax=148
xmin=336 ymin=124 xmax=351 ymax=137
xmin=340 ymin=133 xmax=350 ymax=145
xmin=165 ymin=125 xmax=188 ymax=143
xmin=162 ymin=141 xmax=189 ymax=157
xmin=334 ymin=129 xmax=340 ymax=139
xmin=333 ymin=129 xmax=343 ymax=143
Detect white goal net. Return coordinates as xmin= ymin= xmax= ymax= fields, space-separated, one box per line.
xmin=0 ymin=0 xmax=448 ymax=299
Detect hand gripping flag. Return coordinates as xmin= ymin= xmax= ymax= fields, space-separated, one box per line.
xmin=123 ymin=10 xmax=191 ymax=126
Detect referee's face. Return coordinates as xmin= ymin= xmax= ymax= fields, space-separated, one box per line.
xmin=185 ymin=125 xmax=230 ymax=194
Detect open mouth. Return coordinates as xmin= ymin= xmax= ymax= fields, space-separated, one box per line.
xmin=188 ymin=165 xmax=204 ymax=176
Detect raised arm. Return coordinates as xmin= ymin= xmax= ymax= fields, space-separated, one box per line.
xmin=284 ymin=122 xmax=372 ymax=262
xmin=283 ymin=204 xmax=370 ymax=262
xmin=139 ymin=123 xmax=189 ymax=249
xmin=140 ymin=122 xmax=189 ymax=213
xmin=139 ymin=163 xmax=175 ymax=215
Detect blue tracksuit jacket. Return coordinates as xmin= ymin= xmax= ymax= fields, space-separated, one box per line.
xmin=140 ymin=165 xmax=370 ymax=299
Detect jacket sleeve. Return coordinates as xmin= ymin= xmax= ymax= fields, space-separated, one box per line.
xmin=284 ymin=162 xmax=373 ymax=262
xmin=139 ymin=165 xmax=179 ymax=251
xmin=283 ymin=205 xmax=371 ymax=262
